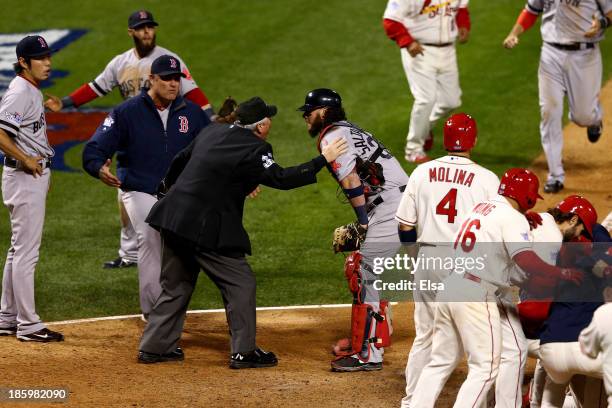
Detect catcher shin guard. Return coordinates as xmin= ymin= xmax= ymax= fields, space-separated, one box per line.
xmin=374 ymin=300 xmax=391 ymax=349
xmin=349 ymin=303 xmax=392 ymax=361
xmin=344 ymin=251 xmax=363 ymax=302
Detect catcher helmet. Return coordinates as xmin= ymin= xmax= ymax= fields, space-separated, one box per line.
xmin=297 ymin=88 xmax=342 ymax=112
xmin=556 ymin=195 xmax=598 ymax=237
xmin=444 ymin=113 xmax=477 ymax=152
xmin=498 ymin=168 xmax=543 ymax=212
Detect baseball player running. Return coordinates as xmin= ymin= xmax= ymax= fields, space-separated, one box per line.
xmin=299 ymin=88 xmax=409 ymax=372
xmin=0 ymin=36 xmax=63 ymax=342
xmin=503 ymin=0 xmax=612 ymax=194
xmin=383 ymin=0 xmax=470 ymax=163
xmin=46 ymin=10 xmax=215 ymax=269
xmin=394 ymin=113 xmax=500 ymax=407
xmin=82 ymin=55 xmax=210 ymax=319
xmin=410 ymin=168 xmax=584 ymax=407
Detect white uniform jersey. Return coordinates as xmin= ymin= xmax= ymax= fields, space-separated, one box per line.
xmin=320 ymin=121 xmax=409 ymax=205
xmin=0 ymin=76 xmax=53 ymax=158
xmin=579 ymin=303 xmax=612 ymax=405
xmin=454 ymin=196 xmax=533 ymax=288
xmin=395 ymin=155 xmax=499 ymax=243
xmin=383 ymin=0 xmax=469 ymax=44
xmin=527 ymin=0 xmax=612 ymax=44
xmin=90 ymin=45 xmax=198 ymax=99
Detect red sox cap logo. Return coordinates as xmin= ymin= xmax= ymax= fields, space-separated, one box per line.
xmin=179 ymin=116 xmax=189 ymax=133
xmin=38 ymin=37 xmax=47 ymax=48
xmin=170 ymin=58 xmax=177 ymax=69
xmin=139 ymin=11 xmax=148 ymax=19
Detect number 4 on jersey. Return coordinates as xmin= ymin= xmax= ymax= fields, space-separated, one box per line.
xmin=436 ymin=188 xmax=458 ymax=223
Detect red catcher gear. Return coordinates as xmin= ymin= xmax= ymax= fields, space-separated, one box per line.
xmin=556 ymin=195 xmax=598 ymax=238
xmin=443 ymin=113 xmax=477 ymax=152
xmin=344 ymin=252 xmax=363 ymax=301
xmin=498 ymin=168 xmax=543 ymax=211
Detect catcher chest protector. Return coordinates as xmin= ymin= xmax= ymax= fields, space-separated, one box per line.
xmin=342 ymin=252 xmax=392 ymax=361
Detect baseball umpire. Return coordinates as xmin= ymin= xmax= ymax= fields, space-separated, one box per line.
xmin=0 ymin=36 xmax=63 ymax=342
xmin=82 ymin=55 xmax=210 ymax=319
xmin=299 ymin=88 xmax=409 ymax=372
xmin=137 ymin=96 xmax=347 ymax=367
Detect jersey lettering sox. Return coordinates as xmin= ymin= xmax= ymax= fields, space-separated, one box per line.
xmin=383 ymin=0 xmax=469 ymax=44
xmin=90 ymin=45 xmax=198 ymax=100
xmin=395 ymin=155 xmax=499 ymax=243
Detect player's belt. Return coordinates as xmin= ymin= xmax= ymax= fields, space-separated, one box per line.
xmin=366 ymin=185 xmax=406 ymax=212
xmin=546 ymin=42 xmax=595 ymax=51
xmin=463 ymin=272 xmax=502 ymax=297
xmin=4 ymin=156 xmax=52 ymax=170
xmin=421 ymin=42 xmax=453 ymax=47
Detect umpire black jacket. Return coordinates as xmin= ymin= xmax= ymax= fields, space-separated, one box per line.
xmin=146 ymin=123 xmax=327 ymax=256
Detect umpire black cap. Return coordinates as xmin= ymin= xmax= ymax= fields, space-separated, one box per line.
xmin=297 ymin=88 xmax=342 ymax=112
xmin=16 ymin=35 xmax=56 ymax=59
xmin=128 ymin=10 xmax=158 ymax=29
xmin=236 ymin=97 xmax=277 ymax=125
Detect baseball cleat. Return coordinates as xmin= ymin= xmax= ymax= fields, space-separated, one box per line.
xmin=0 ymin=326 xmax=17 ymax=336
xmin=17 ymin=328 xmax=64 ymax=342
xmin=229 ymin=348 xmax=278 ymax=369
xmin=138 ymin=347 xmax=184 ymax=364
xmin=543 ymin=180 xmax=564 ymax=194
xmin=424 ymin=130 xmax=434 ymax=151
xmin=103 ymin=257 xmax=137 ymax=269
xmin=331 ymin=356 xmax=383 ymax=372
xmin=405 ymin=151 xmax=430 ymax=164
xmin=587 ymin=123 xmax=602 ymax=143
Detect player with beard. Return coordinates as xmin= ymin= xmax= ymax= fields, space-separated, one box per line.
xmin=45 ymin=10 xmax=215 ymax=271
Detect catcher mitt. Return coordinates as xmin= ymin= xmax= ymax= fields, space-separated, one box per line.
xmin=333 ymin=221 xmax=367 ymax=253
xmin=214 ymin=96 xmax=238 ymax=124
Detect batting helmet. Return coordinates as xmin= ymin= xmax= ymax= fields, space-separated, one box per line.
xmin=444 ymin=113 xmax=477 ymax=152
xmin=498 ymin=168 xmax=543 ymax=212
xmin=556 ymin=195 xmax=598 ymax=237
xmin=297 ymin=88 xmax=342 ymax=112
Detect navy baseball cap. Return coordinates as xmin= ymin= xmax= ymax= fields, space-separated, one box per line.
xmin=128 ymin=10 xmax=158 ymax=29
xmin=151 ymin=55 xmax=186 ymax=77
xmin=16 ymin=35 xmax=56 ymax=59
xmin=236 ymin=97 xmax=277 ymax=125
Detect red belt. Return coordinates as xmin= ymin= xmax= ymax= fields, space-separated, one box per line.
xmin=463 ymin=272 xmax=481 ymax=284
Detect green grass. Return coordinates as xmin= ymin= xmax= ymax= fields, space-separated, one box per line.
xmin=2 ymin=0 xmax=611 ymax=320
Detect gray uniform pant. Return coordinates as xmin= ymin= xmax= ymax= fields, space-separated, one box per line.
xmin=139 ymin=231 xmax=257 ymax=355
xmin=538 ymin=42 xmax=602 ymax=183
xmin=117 ymin=189 xmax=138 ymax=263
xmin=0 ymin=167 xmax=50 ymax=335
xmin=119 ymin=190 xmax=162 ymax=315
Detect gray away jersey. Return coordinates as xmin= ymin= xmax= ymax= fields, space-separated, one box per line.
xmin=0 ymin=76 xmax=54 ymax=158
xmin=527 ymin=0 xmax=612 ymax=43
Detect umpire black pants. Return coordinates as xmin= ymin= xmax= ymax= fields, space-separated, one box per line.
xmin=138 ymin=231 xmax=257 ymax=355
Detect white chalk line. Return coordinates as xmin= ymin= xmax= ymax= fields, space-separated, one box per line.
xmin=47 ymin=302 xmax=398 ymax=326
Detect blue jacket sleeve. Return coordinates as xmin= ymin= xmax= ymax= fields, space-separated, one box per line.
xmin=82 ymin=110 xmax=123 ymax=178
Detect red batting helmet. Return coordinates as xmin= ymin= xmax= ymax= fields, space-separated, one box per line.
xmin=556 ymin=195 xmax=598 ymax=237
xmin=498 ymin=168 xmax=543 ymax=212
xmin=443 ymin=113 xmax=477 ymax=152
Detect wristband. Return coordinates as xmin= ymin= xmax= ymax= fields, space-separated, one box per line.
xmin=398 ymin=228 xmax=417 ymax=244
xmin=599 ymin=16 xmax=610 ymax=29
xmin=61 ymin=96 xmax=74 ymax=108
xmin=354 ymin=204 xmax=368 ymax=226
xmin=344 ymin=185 xmax=364 ymax=199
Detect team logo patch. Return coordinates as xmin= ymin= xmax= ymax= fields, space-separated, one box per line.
xmin=170 ymin=58 xmax=177 ymax=69
xmin=38 ymin=37 xmax=48 ymax=48
xmin=178 ymin=116 xmax=189 ymax=133
xmin=139 ymin=11 xmax=148 ymax=19
xmin=3 ymin=111 xmax=22 ymax=124
xmin=521 ymin=232 xmax=530 ymax=241
xmin=102 ymin=115 xmax=114 ymax=129
xmin=261 ymin=153 xmax=275 ymax=169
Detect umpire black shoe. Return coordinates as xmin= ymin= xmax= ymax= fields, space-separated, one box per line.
xmin=229 ymin=348 xmax=278 ymax=369
xmin=103 ymin=257 xmax=137 ymax=269
xmin=543 ymin=180 xmax=564 ymax=194
xmin=0 ymin=326 xmax=17 ymax=336
xmin=587 ymin=124 xmax=602 ymax=143
xmin=138 ymin=347 xmax=184 ymax=364
xmin=17 ymin=328 xmax=64 ymax=342
xmin=331 ymin=356 xmax=382 ymax=372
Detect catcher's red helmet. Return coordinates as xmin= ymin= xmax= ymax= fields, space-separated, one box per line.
xmin=498 ymin=168 xmax=543 ymax=211
xmin=556 ymin=195 xmax=598 ymax=237
xmin=443 ymin=113 xmax=477 ymax=152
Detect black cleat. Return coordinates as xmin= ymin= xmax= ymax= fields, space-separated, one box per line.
xmin=543 ymin=180 xmax=564 ymax=194
xmin=331 ymin=356 xmax=383 ymax=372
xmin=229 ymin=348 xmax=278 ymax=369
xmin=138 ymin=347 xmax=184 ymax=364
xmin=17 ymin=328 xmax=64 ymax=342
xmin=103 ymin=257 xmax=137 ymax=269
xmin=0 ymin=326 xmax=17 ymax=336
xmin=587 ymin=124 xmax=602 ymax=143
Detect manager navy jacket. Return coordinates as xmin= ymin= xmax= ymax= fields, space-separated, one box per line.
xmin=146 ymin=123 xmax=328 ymax=256
xmin=82 ymin=90 xmax=210 ymax=194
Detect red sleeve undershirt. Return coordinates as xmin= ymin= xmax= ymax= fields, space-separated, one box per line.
xmin=513 ymin=250 xmax=565 ymax=280
xmin=456 ymin=7 xmax=471 ymax=31
xmin=517 ymin=9 xmax=539 ymax=31
xmin=383 ymin=18 xmax=414 ymax=48
xmin=69 ymin=83 xmax=99 ymax=107
xmin=184 ymin=88 xmax=210 ymax=109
